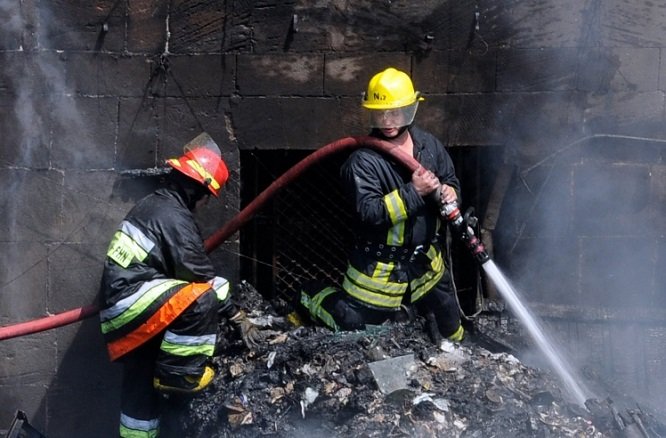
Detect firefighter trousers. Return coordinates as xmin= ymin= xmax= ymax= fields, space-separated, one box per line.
xmin=297 ymin=269 xmax=462 ymax=340
xmin=118 ymin=290 xmax=219 ymax=438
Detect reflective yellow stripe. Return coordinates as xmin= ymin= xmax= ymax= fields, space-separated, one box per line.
xmin=120 ymin=425 xmax=158 ymax=438
xmin=384 ymin=190 xmax=407 ymax=224
xmin=107 ymin=232 xmax=149 ymax=268
xmin=160 ymin=331 xmax=216 ymax=357
xmin=106 ymin=221 xmax=155 ymax=268
xmin=448 ymin=325 xmax=464 ymax=342
xmin=383 ymin=190 xmax=407 ymax=246
xmin=301 ymin=287 xmax=339 ymax=331
xmin=386 ymin=221 xmax=405 ymax=246
xmin=343 ymin=262 xmax=407 ymax=308
xmin=348 ymin=262 xmax=406 ymax=295
xmin=186 ymin=159 xmax=220 ymax=190
xmin=159 ymin=342 xmax=214 ymax=357
xmin=100 ymin=279 xmax=186 ymax=334
xmin=105 ymin=283 xmax=211 ymax=361
xmin=120 ymin=414 xmax=159 ymax=438
xmin=410 ymin=246 xmax=445 ymax=302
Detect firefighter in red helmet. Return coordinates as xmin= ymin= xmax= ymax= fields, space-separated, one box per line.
xmin=99 ymin=132 xmax=258 ymax=438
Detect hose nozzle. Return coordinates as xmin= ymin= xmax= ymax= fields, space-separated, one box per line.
xmin=441 ymin=201 xmax=463 ymax=226
xmin=441 ymin=201 xmax=490 ymax=264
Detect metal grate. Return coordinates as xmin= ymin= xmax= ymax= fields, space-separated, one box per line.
xmin=240 ymin=151 xmax=352 ymax=302
xmin=272 ymin=159 xmax=353 ymax=295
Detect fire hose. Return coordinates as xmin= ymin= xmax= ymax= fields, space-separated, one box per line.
xmin=0 ymin=135 xmax=488 ymax=341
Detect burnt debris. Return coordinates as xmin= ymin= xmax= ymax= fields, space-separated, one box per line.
xmin=159 ymin=283 xmax=666 ymax=438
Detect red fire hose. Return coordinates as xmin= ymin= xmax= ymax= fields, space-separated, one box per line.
xmin=0 ymin=136 xmax=419 ymax=341
xmin=204 ymin=135 xmax=419 ymax=250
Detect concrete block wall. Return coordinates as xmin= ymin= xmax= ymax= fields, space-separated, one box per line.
xmin=1 ymin=1 xmax=666 ymax=435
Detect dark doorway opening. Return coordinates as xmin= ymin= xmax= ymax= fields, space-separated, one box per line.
xmin=240 ymin=145 xmax=505 ymax=316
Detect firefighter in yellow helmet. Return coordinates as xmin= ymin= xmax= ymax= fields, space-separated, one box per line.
xmin=99 ymin=133 xmax=259 ymax=438
xmin=294 ymin=68 xmax=465 ymax=346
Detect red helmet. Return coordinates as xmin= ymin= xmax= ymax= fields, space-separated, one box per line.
xmin=167 ymin=133 xmax=229 ymax=197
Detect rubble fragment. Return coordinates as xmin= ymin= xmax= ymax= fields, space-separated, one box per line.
xmin=368 ymin=353 xmax=416 ymax=395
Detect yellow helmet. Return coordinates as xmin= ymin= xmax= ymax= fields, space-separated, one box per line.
xmin=362 ymin=67 xmax=423 ymax=110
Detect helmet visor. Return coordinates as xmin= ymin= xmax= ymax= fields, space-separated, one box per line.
xmin=183 ymin=132 xmax=221 ymax=158
xmin=366 ymin=102 xmax=418 ymax=129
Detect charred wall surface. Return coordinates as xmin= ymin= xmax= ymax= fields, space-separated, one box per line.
xmin=0 ymin=1 xmax=665 ymax=436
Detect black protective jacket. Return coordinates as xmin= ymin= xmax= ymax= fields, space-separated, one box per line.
xmin=341 ymin=126 xmax=460 ymax=248
xmin=100 ymin=186 xmax=219 ymax=308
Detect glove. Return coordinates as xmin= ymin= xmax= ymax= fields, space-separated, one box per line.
xmin=230 ymin=310 xmax=261 ymax=349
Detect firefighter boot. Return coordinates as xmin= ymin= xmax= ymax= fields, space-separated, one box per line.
xmin=423 ymin=312 xmax=443 ymax=345
xmin=153 ymin=365 xmax=215 ymax=395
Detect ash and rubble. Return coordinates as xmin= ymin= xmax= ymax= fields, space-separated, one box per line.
xmin=160 ymin=283 xmax=666 ymax=438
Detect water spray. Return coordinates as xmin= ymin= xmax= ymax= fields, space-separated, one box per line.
xmin=440 ymin=200 xmax=589 ymax=406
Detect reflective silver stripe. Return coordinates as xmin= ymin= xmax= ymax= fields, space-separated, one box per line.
xmin=100 ymin=278 xmax=182 ymax=321
xmin=384 ymin=190 xmax=407 ymax=224
xmin=163 ymin=331 xmax=216 ymax=346
xmin=106 ymin=221 xmax=155 ymax=268
xmin=209 ymin=276 xmax=230 ymax=301
xmin=372 ymin=261 xmax=392 ymax=280
xmin=383 ymin=190 xmax=406 ymax=245
xmin=160 ymin=331 xmax=216 ymax=357
xmin=120 ymin=221 xmax=155 ymax=254
xmin=120 ymin=413 xmax=159 ymax=437
xmin=100 ymin=279 xmax=186 ymax=333
xmin=386 ymin=221 xmax=405 ymax=246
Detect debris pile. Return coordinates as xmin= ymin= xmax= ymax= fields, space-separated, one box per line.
xmin=160 ymin=283 xmax=666 ymax=437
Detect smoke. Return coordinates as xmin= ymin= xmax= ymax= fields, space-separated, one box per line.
xmin=1 ymin=0 xmax=94 ymax=170
xmin=493 ymin=70 xmax=666 ymax=420
xmin=464 ymin=0 xmax=666 ymax=418
xmin=1 ymin=2 xmax=43 ymax=168
xmin=0 ymin=0 xmax=24 ymax=45
xmin=0 ymin=2 xmax=103 ymax=289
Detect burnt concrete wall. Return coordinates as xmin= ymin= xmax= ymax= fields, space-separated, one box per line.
xmin=0 ymin=1 xmax=665 ymax=435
